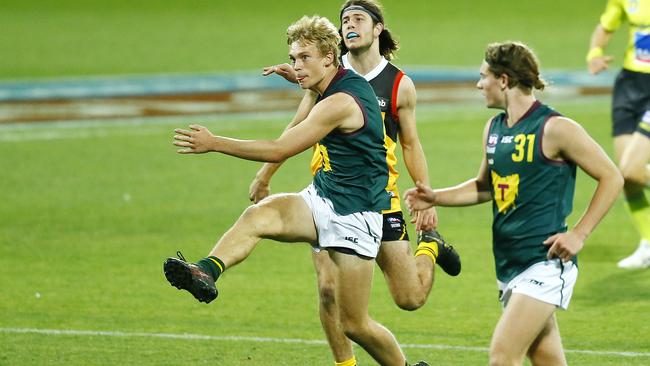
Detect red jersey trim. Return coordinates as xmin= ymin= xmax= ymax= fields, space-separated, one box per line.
xmin=390 ymin=71 xmax=404 ymax=123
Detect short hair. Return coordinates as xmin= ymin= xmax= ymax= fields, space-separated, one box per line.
xmin=485 ymin=41 xmax=547 ymax=91
xmin=287 ymin=16 xmax=341 ymax=68
xmin=339 ymin=0 xmax=399 ymax=61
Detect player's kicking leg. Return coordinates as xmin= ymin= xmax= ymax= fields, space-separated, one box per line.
xmin=163 ymin=192 xmax=317 ymax=303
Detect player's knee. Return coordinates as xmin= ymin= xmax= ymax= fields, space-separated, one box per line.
xmin=339 ymin=318 xmax=369 ymax=344
xmin=526 ymin=352 xmax=559 ymax=366
xmin=526 ymin=344 xmax=566 ymax=366
xmin=337 ymin=311 xmax=368 ymax=339
xmin=240 ymin=203 xmax=262 ymax=221
xmin=489 ymin=344 xmax=520 ymax=366
xmin=488 ymin=352 xmax=513 ymax=366
xmin=393 ymin=292 xmax=425 ymax=311
xmin=238 ymin=201 xmax=279 ymax=233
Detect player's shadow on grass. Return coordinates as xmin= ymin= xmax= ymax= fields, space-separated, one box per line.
xmin=580 ymin=269 xmax=648 ymax=305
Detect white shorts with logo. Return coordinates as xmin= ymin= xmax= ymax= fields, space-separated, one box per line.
xmin=299 ymin=184 xmax=382 ymax=258
xmin=497 ymin=259 xmax=578 ymax=310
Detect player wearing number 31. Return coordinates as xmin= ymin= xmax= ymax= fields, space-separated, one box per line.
xmin=404 ymin=42 xmax=623 ymax=365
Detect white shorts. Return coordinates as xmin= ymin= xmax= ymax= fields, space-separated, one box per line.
xmin=497 ymin=259 xmax=578 ymax=310
xmin=299 ymin=184 xmax=382 ymax=258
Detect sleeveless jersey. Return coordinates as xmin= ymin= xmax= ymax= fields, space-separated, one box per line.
xmin=600 ymin=0 xmax=650 ymax=73
xmin=486 ymin=101 xmax=577 ymax=282
xmin=311 ymin=54 xmax=405 ymax=213
xmin=311 ymin=66 xmax=391 ymax=216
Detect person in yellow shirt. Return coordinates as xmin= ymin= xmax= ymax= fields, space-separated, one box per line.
xmin=587 ymin=0 xmax=650 ymax=269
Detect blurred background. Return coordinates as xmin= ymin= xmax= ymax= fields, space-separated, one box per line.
xmin=0 ymin=0 xmax=623 ymax=123
xmin=0 ymin=0 xmax=624 ymax=77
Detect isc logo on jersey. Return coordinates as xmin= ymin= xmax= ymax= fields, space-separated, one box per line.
xmin=376 ymin=98 xmax=388 ymax=110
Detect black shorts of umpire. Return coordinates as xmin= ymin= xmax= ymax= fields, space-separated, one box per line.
xmin=612 ymin=69 xmax=650 ymax=137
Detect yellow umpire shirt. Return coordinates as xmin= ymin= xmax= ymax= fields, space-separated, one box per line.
xmin=600 ymin=0 xmax=650 ymax=73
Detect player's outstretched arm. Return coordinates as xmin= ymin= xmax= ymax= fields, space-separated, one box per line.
xmin=173 ymin=93 xmax=352 ymax=163
xmin=541 ymin=116 xmax=623 ymax=261
xmin=405 ymin=118 xmax=493 ymax=213
xmin=249 ymin=90 xmax=318 ymax=202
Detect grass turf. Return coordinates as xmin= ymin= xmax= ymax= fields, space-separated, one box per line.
xmin=1 ymin=98 xmax=649 ymax=365
xmin=0 ymin=0 xmax=628 ymax=79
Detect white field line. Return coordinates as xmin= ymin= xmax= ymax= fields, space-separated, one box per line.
xmin=1 ymin=327 xmax=648 ymax=358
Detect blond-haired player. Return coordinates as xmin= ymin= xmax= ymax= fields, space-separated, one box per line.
xmin=253 ymin=2 xmax=459 ymax=365
xmin=165 ymin=15 xmax=428 ymax=366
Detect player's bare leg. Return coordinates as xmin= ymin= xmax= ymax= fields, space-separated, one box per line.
xmin=489 ymin=294 xmax=564 ymax=366
xmin=164 ymin=193 xmax=317 ymax=302
xmin=377 ymin=230 xmax=460 ymax=311
xmin=209 ymin=193 xmax=317 ymax=265
xmin=313 ymin=250 xmax=356 ymax=364
xmin=329 ymin=249 xmax=407 ymax=366
xmin=376 ymin=241 xmax=433 ymax=310
xmin=526 ymin=314 xmax=566 ymax=366
xmin=615 ymin=134 xmax=650 ymax=269
xmin=313 ymin=237 xmax=455 ymax=364
xmin=619 ymin=133 xmax=650 ymax=187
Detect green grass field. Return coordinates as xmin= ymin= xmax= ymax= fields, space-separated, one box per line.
xmin=1 ymin=99 xmax=649 ymax=365
xmin=0 ymin=0 xmax=628 ymax=79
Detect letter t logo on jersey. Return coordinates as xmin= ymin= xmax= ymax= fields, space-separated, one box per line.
xmin=491 ymin=171 xmax=520 ymax=213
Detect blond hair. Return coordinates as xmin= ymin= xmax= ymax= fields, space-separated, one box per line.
xmin=287 ymin=16 xmax=341 ymax=67
xmin=485 ymin=41 xmax=547 ymax=91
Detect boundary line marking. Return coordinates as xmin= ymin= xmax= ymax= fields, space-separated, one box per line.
xmin=0 ymin=95 xmax=611 ymax=142
xmin=1 ymin=327 xmax=648 ymax=358
xmin=0 ymin=68 xmax=615 ymax=102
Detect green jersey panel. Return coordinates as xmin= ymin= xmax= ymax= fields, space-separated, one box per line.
xmin=312 ymin=67 xmax=391 ymax=215
xmin=486 ymin=101 xmax=577 ymax=282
